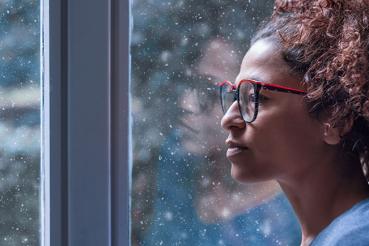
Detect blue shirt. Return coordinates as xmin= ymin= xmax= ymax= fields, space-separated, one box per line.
xmin=311 ymin=197 xmax=369 ymax=246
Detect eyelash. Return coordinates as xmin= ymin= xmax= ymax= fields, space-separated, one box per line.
xmin=249 ymin=94 xmax=268 ymax=103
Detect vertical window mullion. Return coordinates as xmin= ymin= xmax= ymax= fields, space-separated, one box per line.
xmin=49 ymin=0 xmax=68 ymax=244
xmin=67 ymin=0 xmax=111 ymax=245
xmin=48 ymin=0 xmax=133 ymax=245
xmin=111 ymin=0 xmax=131 ymax=245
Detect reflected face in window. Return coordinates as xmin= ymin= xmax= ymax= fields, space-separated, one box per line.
xmin=180 ymin=88 xmax=224 ymax=155
xmin=221 ymin=38 xmax=325 ymax=183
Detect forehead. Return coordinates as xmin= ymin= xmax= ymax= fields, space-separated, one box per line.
xmin=236 ymin=38 xmax=303 ymax=89
xmin=243 ymin=39 xmax=281 ymax=67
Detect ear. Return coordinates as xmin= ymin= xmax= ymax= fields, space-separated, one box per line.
xmin=322 ymin=119 xmax=354 ymax=145
xmin=322 ymin=123 xmax=341 ymax=145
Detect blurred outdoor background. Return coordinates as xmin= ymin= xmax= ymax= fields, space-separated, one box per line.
xmin=131 ymin=0 xmax=301 ymax=245
xmin=0 ymin=0 xmax=40 ymax=245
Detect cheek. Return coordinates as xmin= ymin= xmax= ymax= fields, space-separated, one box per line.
xmin=244 ymin=102 xmax=322 ymax=174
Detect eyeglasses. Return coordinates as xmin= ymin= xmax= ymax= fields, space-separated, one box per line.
xmin=218 ymin=79 xmax=307 ymax=123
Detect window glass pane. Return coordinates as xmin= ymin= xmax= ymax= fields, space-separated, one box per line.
xmin=0 ymin=0 xmax=41 ymax=245
xmin=132 ymin=1 xmax=300 ymax=245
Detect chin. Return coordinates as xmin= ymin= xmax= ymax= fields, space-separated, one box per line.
xmin=230 ymin=163 xmax=271 ymax=183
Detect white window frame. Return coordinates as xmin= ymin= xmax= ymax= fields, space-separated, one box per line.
xmin=45 ymin=0 xmax=131 ymax=245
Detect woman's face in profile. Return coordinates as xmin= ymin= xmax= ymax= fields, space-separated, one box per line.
xmin=221 ymin=38 xmax=326 ymax=183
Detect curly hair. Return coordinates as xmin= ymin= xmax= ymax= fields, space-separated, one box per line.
xmin=252 ymin=0 xmax=369 ymax=179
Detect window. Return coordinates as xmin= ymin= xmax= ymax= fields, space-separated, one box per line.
xmin=43 ymin=0 xmax=302 ymax=245
xmin=2 ymin=0 xmax=131 ymax=245
xmin=132 ymin=0 xmax=300 ymax=245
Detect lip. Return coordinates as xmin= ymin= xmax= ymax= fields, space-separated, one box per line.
xmin=226 ymin=146 xmax=248 ymax=158
xmin=225 ymin=139 xmax=248 ymax=148
xmin=225 ymin=139 xmax=248 ymax=158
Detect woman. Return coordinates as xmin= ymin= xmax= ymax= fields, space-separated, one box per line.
xmin=219 ymin=0 xmax=369 ymax=245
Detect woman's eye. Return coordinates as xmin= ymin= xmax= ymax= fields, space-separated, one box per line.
xmin=249 ymin=94 xmax=257 ymax=102
xmin=248 ymin=94 xmax=268 ymax=103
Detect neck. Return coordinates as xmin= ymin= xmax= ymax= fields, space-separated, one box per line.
xmin=277 ymin=155 xmax=369 ymax=245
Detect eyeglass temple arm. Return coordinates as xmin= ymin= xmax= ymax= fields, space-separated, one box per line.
xmin=261 ymin=85 xmax=307 ymax=95
xmin=245 ymin=80 xmax=307 ymax=95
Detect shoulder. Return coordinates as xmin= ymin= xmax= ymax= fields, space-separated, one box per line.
xmin=311 ymin=198 xmax=369 ymax=246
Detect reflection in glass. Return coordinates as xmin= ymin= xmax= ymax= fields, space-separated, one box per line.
xmin=131 ymin=0 xmax=300 ymax=245
xmin=0 ymin=0 xmax=41 ymax=245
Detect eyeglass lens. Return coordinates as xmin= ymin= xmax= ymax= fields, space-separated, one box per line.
xmin=220 ymin=81 xmax=256 ymax=122
xmin=221 ymin=83 xmax=237 ymax=114
xmin=239 ymin=82 xmax=256 ymax=122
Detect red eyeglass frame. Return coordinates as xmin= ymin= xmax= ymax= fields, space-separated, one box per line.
xmin=218 ymin=79 xmax=307 ymax=122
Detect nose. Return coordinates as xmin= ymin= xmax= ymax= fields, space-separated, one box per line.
xmin=221 ymin=100 xmax=246 ymax=131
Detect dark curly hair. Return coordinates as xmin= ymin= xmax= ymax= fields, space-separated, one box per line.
xmin=252 ymin=0 xmax=369 ymax=179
